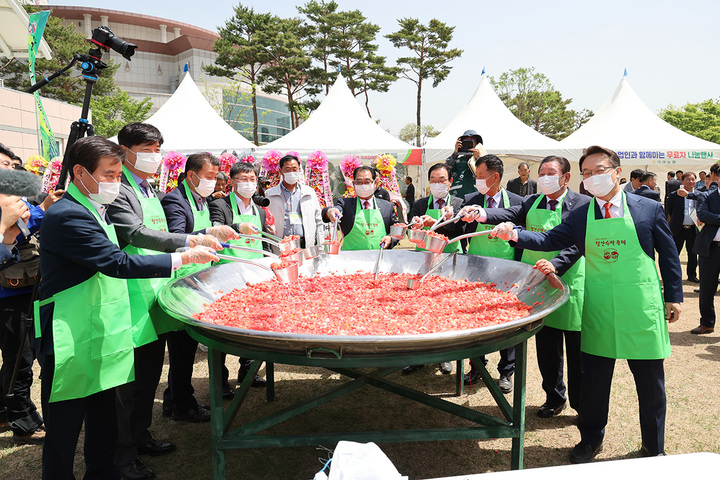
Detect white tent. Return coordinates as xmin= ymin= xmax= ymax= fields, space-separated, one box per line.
xmin=0 ymin=0 xmax=51 ymax=60
xmin=256 ymin=74 xmax=421 ymax=165
xmin=110 ymin=71 xmax=256 ymax=154
xmin=557 ymin=75 xmax=720 ymax=166
xmin=423 ymin=74 xmax=561 ymax=164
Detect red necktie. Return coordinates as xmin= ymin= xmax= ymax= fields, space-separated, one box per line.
xmin=548 ymin=199 xmax=558 ymax=211
xmin=487 ymin=197 xmax=495 ymax=208
xmin=436 ymin=198 xmax=444 ymax=209
xmin=604 ymin=202 xmax=613 ymax=219
xmin=363 ymin=200 xmax=370 ymax=210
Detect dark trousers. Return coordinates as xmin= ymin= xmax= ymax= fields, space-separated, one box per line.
xmin=479 ymin=346 xmax=515 ymax=377
xmin=535 ymin=326 xmax=582 ymax=410
xmin=115 ymin=335 xmax=166 ymax=466
xmin=674 ymin=227 xmax=697 ymax=279
xmin=221 ymin=355 xmax=255 ymax=384
xmin=698 ymin=244 xmax=720 ymax=328
xmin=578 ymin=353 xmax=666 ymax=455
xmin=163 ymin=330 xmax=199 ymax=411
xmin=0 ymin=292 xmax=43 ymax=436
xmin=39 ymin=354 xmax=120 ymax=480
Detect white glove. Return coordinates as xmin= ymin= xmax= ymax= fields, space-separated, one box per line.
xmin=491 ymin=222 xmax=518 ymax=242
xmin=458 ymin=205 xmax=486 ymax=223
xmin=180 ymin=245 xmax=220 ymax=265
xmin=237 ymin=222 xmax=259 ymax=235
xmin=207 ymin=225 xmax=239 ymax=242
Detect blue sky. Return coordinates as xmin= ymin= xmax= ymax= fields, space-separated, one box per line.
xmin=51 ymin=0 xmax=720 ymax=137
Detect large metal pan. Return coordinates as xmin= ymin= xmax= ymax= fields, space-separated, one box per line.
xmin=158 ymin=250 xmax=569 ymax=357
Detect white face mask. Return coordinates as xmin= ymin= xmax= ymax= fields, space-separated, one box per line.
xmin=537 ymin=175 xmax=563 ymax=195
xmin=80 ymin=167 xmax=121 ymax=204
xmin=430 ymin=183 xmax=449 ymax=199
xmin=283 ymin=171 xmax=301 ymax=185
xmin=475 ymin=175 xmax=496 ymax=195
xmin=354 ymin=183 xmax=375 ymax=198
xmin=583 ymin=170 xmax=616 ymax=197
xmin=235 ymin=181 xmax=257 ymax=199
xmin=190 ymin=172 xmax=216 ymax=197
xmin=130 ymin=151 xmax=162 ymax=174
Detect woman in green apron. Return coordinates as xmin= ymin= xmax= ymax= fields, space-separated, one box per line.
xmin=323 ymin=166 xmax=396 ymax=251
xmin=36 ymin=137 xmax=217 ymax=479
xmin=491 ymin=146 xmax=683 ymax=462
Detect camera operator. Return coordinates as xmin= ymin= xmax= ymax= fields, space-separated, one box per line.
xmin=445 ymin=130 xmax=487 ymax=199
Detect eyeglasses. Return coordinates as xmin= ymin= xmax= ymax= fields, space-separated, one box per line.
xmin=581 ymin=166 xmax=615 ymax=179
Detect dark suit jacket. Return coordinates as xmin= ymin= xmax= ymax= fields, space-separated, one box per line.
xmin=209 ymin=195 xmax=270 ymax=253
xmin=483 ymin=190 xmax=590 ymax=275
xmin=666 ymin=191 xmax=697 ymax=237
xmin=694 ymin=188 xmax=720 ymax=257
xmin=460 ymin=188 xmax=525 ymax=261
xmin=374 ymin=187 xmax=391 ymax=202
xmin=161 ymin=182 xmax=210 ymax=235
xmin=506 ymin=177 xmax=537 ymax=196
xmin=321 ymin=196 xmax=399 ymax=248
xmin=664 ymin=178 xmax=682 ymax=204
xmin=107 ymin=174 xmax=189 ymax=252
xmin=634 ymin=185 xmax=661 ymax=202
xmin=513 ymin=192 xmax=683 ymax=303
xmin=408 ymin=195 xmax=464 ymax=240
xmin=405 ymin=183 xmax=415 ymax=208
xmin=38 ymin=194 xmax=173 ymax=354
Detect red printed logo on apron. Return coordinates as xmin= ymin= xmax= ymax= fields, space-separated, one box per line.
xmin=603 ymin=248 xmax=619 ymax=263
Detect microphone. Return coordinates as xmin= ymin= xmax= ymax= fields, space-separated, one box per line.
xmin=252 ymin=194 xmax=270 ymax=207
xmin=0 ymin=169 xmax=42 ymax=197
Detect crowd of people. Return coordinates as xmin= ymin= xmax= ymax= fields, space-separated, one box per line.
xmin=0 ymin=123 xmax=716 ymax=478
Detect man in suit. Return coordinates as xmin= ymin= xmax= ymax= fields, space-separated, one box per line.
xmin=402 ymin=163 xmax=464 ymax=376
xmin=664 ymin=171 xmax=682 ymax=205
xmin=623 ymin=168 xmax=644 ymax=193
xmin=469 ymin=155 xmax=590 ymax=417
xmin=697 ymin=171 xmax=708 ymax=192
xmin=265 ymin=155 xmax=324 ymax=250
xmin=506 ymin=161 xmax=537 ymax=197
xmin=665 ymin=172 xmax=699 ymax=284
xmin=161 ymin=153 xmax=238 ymax=424
xmin=404 ymin=176 xmax=415 ymax=209
xmin=458 ymin=154 xmax=524 ymax=394
xmin=209 ymin=161 xmax=270 ymax=390
xmin=633 ymin=172 xmax=661 ymax=202
xmin=492 ymin=145 xmax=682 ymax=462
xmin=691 ymin=163 xmax=720 ymax=334
xmin=37 ymin=136 xmax=216 ymax=480
xmin=323 ymin=166 xmax=397 ymax=250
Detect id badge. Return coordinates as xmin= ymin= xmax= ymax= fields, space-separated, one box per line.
xmin=290 ymin=212 xmax=302 ymax=225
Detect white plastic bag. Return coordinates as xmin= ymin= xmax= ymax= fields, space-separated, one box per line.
xmin=320 ymin=441 xmax=407 ymax=480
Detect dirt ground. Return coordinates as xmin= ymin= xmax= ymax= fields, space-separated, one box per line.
xmin=2 ymin=252 xmax=719 ymax=479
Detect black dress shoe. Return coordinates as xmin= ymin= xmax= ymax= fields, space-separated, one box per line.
xmin=222 ymin=381 xmax=235 ymax=399
xmin=463 ymin=367 xmax=481 ymax=385
xmin=688 ymin=277 xmax=700 ymax=283
xmin=401 ymin=365 xmax=423 ymax=375
xmin=171 ymin=404 xmax=211 ymax=423
xmin=118 ymin=458 xmax=156 ymax=480
xmin=161 ymin=405 xmax=172 ymax=418
xmin=537 ymin=401 xmax=567 ymax=418
xmin=237 ymin=372 xmax=267 ymax=388
xmin=569 ymin=441 xmax=603 ymax=464
xmin=137 ymin=438 xmax=176 ymax=456
xmin=438 ymin=362 xmax=453 ymax=374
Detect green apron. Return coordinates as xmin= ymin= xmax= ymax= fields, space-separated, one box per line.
xmin=467 ymin=189 xmax=515 ymax=260
xmin=34 ymin=184 xmax=135 ymax=402
xmin=416 ymin=196 xmax=462 ymax=254
xmin=520 ymin=193 xmax=584 ymax=331
xmin=121 ymin=167 xmax=170 ymax=347
xmin=153 ymin=181 xmax=213 ymax=334
xmin=449 ymin=155 xmax=477 ymax=199
xmin=342 ymin=197 xmax=387 ymax=251
xmin=582 ymin=192 xmax=670 ymax=359
xmin=218 ymin=193 xmax=263 ymax=261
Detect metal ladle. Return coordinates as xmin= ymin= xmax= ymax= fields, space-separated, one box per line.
xmin=215 ymin=254 xmax=299 ymax=283
xmin=373 ymin=241 xmax=387 ymax=280
xmin=423 ymin=226 xmax=522 ymax=254
xmin=325 ymin=217 xmax=341 ymax=255
xmin=407 ymin=253 xmax=457 ymax=289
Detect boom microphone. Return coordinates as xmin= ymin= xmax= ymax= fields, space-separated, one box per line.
xmin=0 ymin=169 xmax=42 ymax=197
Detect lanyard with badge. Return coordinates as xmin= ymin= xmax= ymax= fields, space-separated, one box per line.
xmin=282 ymin=186 xmax=303 ymax=226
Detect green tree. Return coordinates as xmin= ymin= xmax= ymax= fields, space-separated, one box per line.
xmin=490 ymin=67 xmax=591 ymax=140
xmin=259 ymin=16 xmax=311 ymax=130
xmin=204 ymin=5 xmax=274 ymax=144
xmin=659 ymin=99 xmax=720 ymax=143
xmin=398 ymin=123 xmax=439 ymax=146
xmin=297 ymin=0 xmax=340 ymax=97
xmin=90 ymin=90 xmax=152 ymax=138
xmin=1 ymin=11 xmax=118 ymax=105
xmin=386 ymin=18 xmax=462 ymax=145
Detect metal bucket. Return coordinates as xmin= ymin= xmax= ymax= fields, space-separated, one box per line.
xmin=406 ymin=229 xmax=426 ymax=247
xmin=422 ymin=233 xmax=448 ymax=253
xmin=302 ymin=245 xmax=322 ymax=260
xmin=389 ymin=224 xmax=407 ymax=239
xmin=325 ymin=242 xmax=341 ymax=255
xmin=279 ymin=238 xmax=301 ymax=254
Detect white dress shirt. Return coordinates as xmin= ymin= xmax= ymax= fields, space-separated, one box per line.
xmin=595 ymin=189 xmax=625 ymax=218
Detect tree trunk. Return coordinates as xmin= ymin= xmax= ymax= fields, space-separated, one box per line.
xmin=416 ymin=77 xmax=423 ymax=146
xmin=364 ymin=88 xmax=372 ymax=117
xmin=250 ymin=69 xmax=259 ymax=145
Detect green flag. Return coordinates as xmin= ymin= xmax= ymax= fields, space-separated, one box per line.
xmin=28 ymin=11 xmax=60 ymax=163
